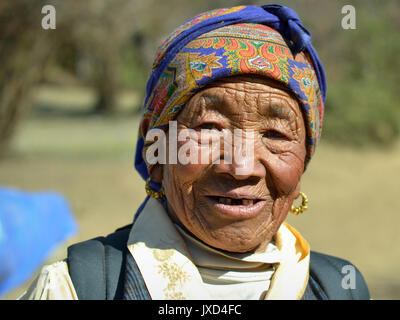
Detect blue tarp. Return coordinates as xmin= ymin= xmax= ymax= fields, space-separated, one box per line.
xmin=0 ymin=187 xmax=77 ymax=297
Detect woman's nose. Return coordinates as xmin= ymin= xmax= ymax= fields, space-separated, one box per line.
xmin=213 ymin=133 xmax=266 ymax=180
xmin=214 ymin=158 xmax=267 ymax=180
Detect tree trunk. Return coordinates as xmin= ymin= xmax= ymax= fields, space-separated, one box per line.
xmin=0 ymin=1 xmax=52 ymax=157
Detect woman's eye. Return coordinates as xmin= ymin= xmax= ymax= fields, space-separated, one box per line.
xmin=262 ymin=129 xmax=289 ymax=140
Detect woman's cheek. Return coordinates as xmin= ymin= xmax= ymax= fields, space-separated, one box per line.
xmin=267 ymin=153 xmax=304 ymax=196
xmin=174 ymin=139 xmax=208 ymax=179
xmin=164 ymin=162 xmax=196 ymax=216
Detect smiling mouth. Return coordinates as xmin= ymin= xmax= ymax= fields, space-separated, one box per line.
xmin=206 ymin=195 xmax=266 ymax=219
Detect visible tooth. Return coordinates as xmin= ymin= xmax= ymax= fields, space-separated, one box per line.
xmin=242 ymin=199 xmax=254 ymax=206
xmin=218 ymin=197 xmax=233 ymax=205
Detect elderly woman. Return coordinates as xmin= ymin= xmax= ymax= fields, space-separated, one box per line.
xmin=22 ymin=4 xmax=369 ymax=300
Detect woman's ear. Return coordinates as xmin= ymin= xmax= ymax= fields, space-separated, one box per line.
xmin=150 ymin=164 xmax=163 ymax=183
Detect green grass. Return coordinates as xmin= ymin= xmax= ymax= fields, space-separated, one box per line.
xmin=2 ymin=85 xmax=400 ymax=299
xmin=13 ymin=116 xmax=140 ymax=159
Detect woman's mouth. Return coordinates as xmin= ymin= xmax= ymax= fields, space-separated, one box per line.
xmin=215 ymin=197 xmax=258 ymax=206
xmin=207 ymin=195 xmax=267 ymax=219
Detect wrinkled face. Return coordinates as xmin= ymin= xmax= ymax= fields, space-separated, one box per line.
xmin=153 ymin=75 xmax=306 ymax=253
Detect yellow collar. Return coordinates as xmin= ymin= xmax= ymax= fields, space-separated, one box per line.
xmin=265 ymin=222 xmax=310 ymax=299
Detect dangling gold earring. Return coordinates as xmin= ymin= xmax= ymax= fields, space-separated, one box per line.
xmin=145 ymin=178 xmax=165 ymax=199
xmin=290 ymin=191 xmax=308 ymax=215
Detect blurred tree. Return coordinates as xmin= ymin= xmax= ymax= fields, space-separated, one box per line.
xmin=0 ymin=0 xmax=53 ymax=156
xmin=321 ymin=0 xmax=400 ymax=146
xmin=52 ymin=0 xmax=151 ymax=114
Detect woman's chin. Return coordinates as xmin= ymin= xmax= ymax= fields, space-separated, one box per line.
xmin=186 ymin=202 xmax=275 ymax=253
xmin=196 ymin=227 xmax=272 ymax=253
xmin=208 ymin=239 xmax=265 ymax=253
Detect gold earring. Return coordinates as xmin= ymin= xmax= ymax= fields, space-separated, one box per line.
xmin=290 ymin=191 xmax=308 ymax=215
xmin=145 ymin=178 xmax=165 ymax=199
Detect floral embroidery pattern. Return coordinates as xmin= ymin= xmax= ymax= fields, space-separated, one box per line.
xmin=153 ymin=249 xmax=191 ymax=300
xmin=291 ymin=65 xmax=317 ymax=106
xmin=188 ymin=52 xmax=223 ymax=82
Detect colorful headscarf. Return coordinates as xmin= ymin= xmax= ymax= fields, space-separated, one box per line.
xmin=135 ymin=5 xmax=326 ymax=185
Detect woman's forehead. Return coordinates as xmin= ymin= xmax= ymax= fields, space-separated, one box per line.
xmin=185 ymin=77 xmax=301 ymax=119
